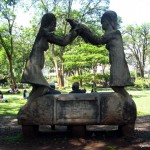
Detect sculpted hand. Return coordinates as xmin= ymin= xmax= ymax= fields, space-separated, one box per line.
xmin=66 ymin=18 xmax=79 ymax=32
xmin=76 ymin=24 xmax=91 ymax=42
xmin=66 ymin=19 xmax=91 ymax=43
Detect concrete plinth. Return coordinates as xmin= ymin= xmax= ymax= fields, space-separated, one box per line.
xmin=18 ymin=92 xmax=137 ymax=137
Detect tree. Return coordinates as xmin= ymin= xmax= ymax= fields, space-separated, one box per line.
xmin=0 ymin=0 xmax=19 ymax=86
xmin=63 ymin=42 xmax=109 ymax=85
xmin=0 ymin=47 xmax=8 ymax=75
xmin=0 ymin=0 xmax=110 ymax=88
xmin=13 ymin=26 xmax=35 ymax=82
xmin=123 ymin=24 xmax=150 ymax=78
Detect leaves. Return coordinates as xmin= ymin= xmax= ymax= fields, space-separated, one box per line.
xmin=123 ymin=23 xmax=150 ymax=77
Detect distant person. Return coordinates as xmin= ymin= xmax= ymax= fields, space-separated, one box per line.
xmin=47 ymin=82 xmax=61 ymax=95
xmin=69 ymin=82 xmax=86 ymax=93
xmin=23 ymin=90 xmax=29 ymax=100
xmin=91 ymin=81 xmax=97 ymax=93
xmin=7 ymin=86 xmax=20 ymax=94
xmin=13 ymin=86 xmax=20 ymax=94
xmin=68 ymin=82 xmax=86 ymax=131
xmin=0 ymin=90 xmax=8 ymax=102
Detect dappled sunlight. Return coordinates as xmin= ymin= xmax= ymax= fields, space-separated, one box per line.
xmin=0 ymin=116 xmax=18 ymax=127
xmin=68 ymin=138 xmax=107 ymax=149
xmin=69 ymin=139 xmax=83 ymax=146
xmin=0 ymin=93 xmax=27 ymax=115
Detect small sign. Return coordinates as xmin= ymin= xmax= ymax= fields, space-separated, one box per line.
xmin=54 ymin=98 xmax=99 ymax=124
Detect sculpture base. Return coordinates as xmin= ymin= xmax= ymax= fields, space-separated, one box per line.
xmin=18 ymin=92 xmax=137 ymax=138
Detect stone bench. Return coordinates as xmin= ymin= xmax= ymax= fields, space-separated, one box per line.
xmin=17 ymin=92 xmax=137 ymax=137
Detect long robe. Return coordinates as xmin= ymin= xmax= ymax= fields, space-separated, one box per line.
xmin=79 ymin=26 xmax=132 ymax=86
xmin=21 ymin=30 xmax=78 ymax=87
xmin=21 ymin=37 xmax=50 ymax=87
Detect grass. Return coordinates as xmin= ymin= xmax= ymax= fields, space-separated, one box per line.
xmin=127 ymin=88 xmax=150 ymax=115
xmin=0 ymin=134 xmax=24 ymax=143
xmin=0 ymin=89 xmax=27 ymax=116
xmin=0 ymin=87 xmax=150 ymax=116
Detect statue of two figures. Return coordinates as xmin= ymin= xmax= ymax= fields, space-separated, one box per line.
xmin=21 ymin=10 xmax=132 ymax=100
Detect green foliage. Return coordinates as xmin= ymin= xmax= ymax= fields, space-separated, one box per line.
xmin=0 ymin=49 xmax=8 ymax=74
xmin=67 ymin=73 xmax=110 ymax=87
xmin=0 ymin=91 xmax=27 ymax=116
xmin=107 ymin=146 xmax=117 ymax=150
xmin=123 ymin=23 xmax=150 ymax=78
xmin=134 ymin=77 xmax=150 ymax=88
xmin=0 ymin=0 xmax=111 ymax=86
xmin=64 ymin=43 xmax=109 ymax=76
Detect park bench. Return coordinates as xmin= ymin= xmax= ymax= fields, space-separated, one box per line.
xmin=17 ymin=92 xmax=137 ymax=138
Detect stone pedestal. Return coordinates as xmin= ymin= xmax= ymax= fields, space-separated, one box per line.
xmin=18 ymin=92 xmax=137 ymax=137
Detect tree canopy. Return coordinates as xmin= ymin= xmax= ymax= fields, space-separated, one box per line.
xmin=0 ymin=0 xmax=150 ymax=88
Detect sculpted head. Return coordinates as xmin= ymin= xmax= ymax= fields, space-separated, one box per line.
xmin=101 ymin=10 xmax=118 ymax=30
xmin=41 ymin=13 xmax=56 ymax=31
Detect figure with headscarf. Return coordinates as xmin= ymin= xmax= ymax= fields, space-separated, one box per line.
xmin=75 ymin=11 xmax=132 ymax=95
xmin=21 ymin=13 xmax=78 ymax=100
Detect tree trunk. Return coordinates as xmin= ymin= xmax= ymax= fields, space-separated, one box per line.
xmin=141 ymin=66 xmax=145 ymax=78
xmin=59 ymin=47 xmax=65 ymax=88
xmin=139 ymin=62 xmax=145 ymax=78
xmin=51 ymin=45 xmax=61 ymax=86
xmin=8 ymin=56 xmax=17 ymax=87
xmin=60 ymin=64 xmax=64 ymax=87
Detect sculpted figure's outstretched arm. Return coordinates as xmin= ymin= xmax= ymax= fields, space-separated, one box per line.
xmin=77 ymin=24 xmax=106 ymax=45
xmin=77 ymin=23 xmax=118 ymax=46
xmin=46 ymin=19 xmax=78 ymax=46
xmin=47 ymin=30 xmax=78 ymax=46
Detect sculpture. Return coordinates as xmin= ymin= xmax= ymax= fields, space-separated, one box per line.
xmin=18 ymin=11 xmax=136 ymax=138
xmin=21 ymin=13 xmax=78 ymax=100
xmin=75 ymin=10 xmax=132 ymax=95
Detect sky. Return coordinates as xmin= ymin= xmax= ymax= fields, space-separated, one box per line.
xmin=16 ymin=0 xmax=150 ymax=27
xmin=109 ymin=0 xmax=150 ymax=25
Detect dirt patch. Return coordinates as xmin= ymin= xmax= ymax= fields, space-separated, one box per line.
xmin=0 ymin=116 xmax=150 ymax=150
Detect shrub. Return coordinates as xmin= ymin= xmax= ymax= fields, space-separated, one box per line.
xmin=134 ymin=77 xmax=150 ymax=88
xmin=67 ymin=73 xmax=110 ymax=87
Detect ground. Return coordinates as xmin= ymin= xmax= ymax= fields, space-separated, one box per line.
xmin=0 ymin=116 xmax=150 ymax=150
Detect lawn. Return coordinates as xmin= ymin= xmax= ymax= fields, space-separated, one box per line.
xmin=0 ymin=87 xmax=150 ymax=116
xmin=0 ymin=89 xmax=27 ymax=116
xmin=127 ymin=88 xmax=150 ymax=115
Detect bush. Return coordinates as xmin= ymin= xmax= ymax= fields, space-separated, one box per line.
xmin=67 ymin=73 xmax=110 ymax=87
xmin=134 ymin=77 xmax=150 ymax=88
